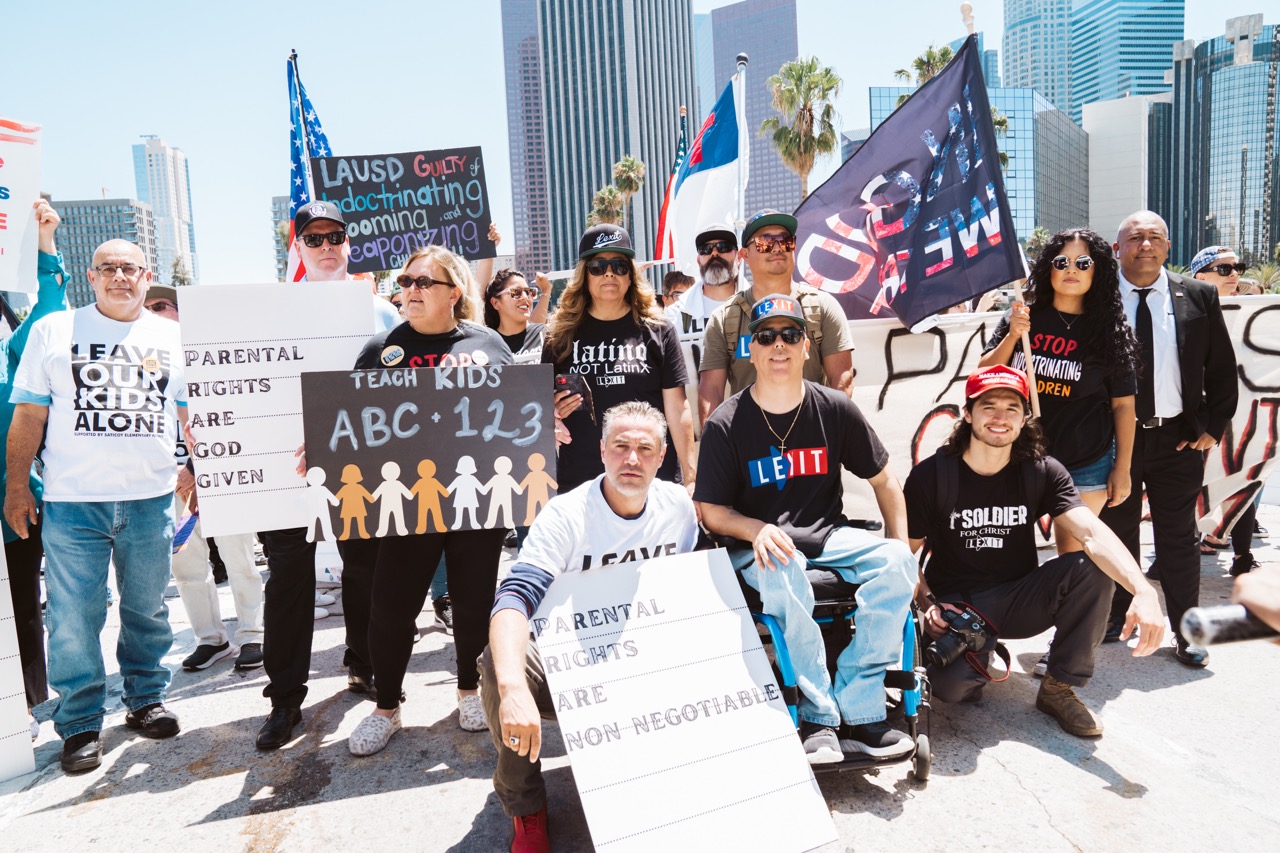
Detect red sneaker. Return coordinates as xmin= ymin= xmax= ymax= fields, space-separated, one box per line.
xmin=511 ymin=808 xmax=550 ymax=853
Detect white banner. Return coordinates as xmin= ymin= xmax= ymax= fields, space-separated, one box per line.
xmin=178 ymin=283 xmax=373 ymax=537
xmin=0 ymin=118 xmax=42 ymax=294
xmin=532 ymin=549 xmax=837 ymax=852
xmin=0 ymin=544 xmax=35 ymax=782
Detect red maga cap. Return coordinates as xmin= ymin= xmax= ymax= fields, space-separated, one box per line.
xmin=965 ymin=364 xmax=1030 ymax=402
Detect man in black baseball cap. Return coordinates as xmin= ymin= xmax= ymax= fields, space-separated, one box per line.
xmin=293 ymin=201 xmax=353 ymax=282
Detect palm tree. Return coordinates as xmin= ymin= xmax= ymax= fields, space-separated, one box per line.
xmin=761 ymin=56 xmax=841 ymax=200
xmin=990 ymin=108 xmax=1009 ymax=170
xmin=587 ymin=185 xmax=624 ymax=227
xmin=1023 ymin=226 xmax=1051 ymax=262
xmin=894 ymin=45 xmax=954 ymax=106
xmin=611 ymin=156 xmax=646 ymax=232
xmin=171 ymin=255 xmax=192 ymax=286
xmin=1245 ymin=262 xmax=1280 ymax=292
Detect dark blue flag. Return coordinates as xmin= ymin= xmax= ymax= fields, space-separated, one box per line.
xmin=793 ymin=36 xmax=1022 ymax=329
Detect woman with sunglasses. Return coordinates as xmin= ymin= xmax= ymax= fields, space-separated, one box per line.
xmin=345 ymin=245 xmax=514 ymax=757
xmin=980 ymin=228 xmax=1140 ymax=554
xmin=483 ymin=269 xmax=551 ymax=364
xmin=543 ymin=224 xmax=696 ymax=494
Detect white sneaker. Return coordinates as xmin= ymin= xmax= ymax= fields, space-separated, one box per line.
xmin=458 ymin=692 xmax=488 ymax=732
xmin=314 ymin=607 xmax=330 ymax=620
xmin=29 ymin=715 xmax=39 ymax=741
xmin=349 ymin=708 xmax=401 ymax=756
xmin=315 ymin=591 xmax=337 ymax=607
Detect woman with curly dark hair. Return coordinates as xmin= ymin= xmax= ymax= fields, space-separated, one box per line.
xmin=979 ymin=227 xmax=1139 ymax=556
xmin=483 ymin=268 xmax=551 ymax=363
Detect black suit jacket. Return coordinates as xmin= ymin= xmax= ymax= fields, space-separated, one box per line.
xmin=1162 ymin=271 xmax=1238 ymax=441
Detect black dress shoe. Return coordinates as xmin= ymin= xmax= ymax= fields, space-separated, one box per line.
xmin=61 ymin=731 xmax=102 ymax=773
xmin=347 ymin=669 xmax=375 ymax=695
xmin=1102 ymin=619 xmax=1125 ymax=643
xmin=1231 ymin=554 xmax=1260 ymax=577
xmin=1174 ymin=638 xmax=1209 ymax=668
xmin=256 ymin=707 xmax=302 ymax=750
xmin=124 ymin=703 xmax=180 ymax=738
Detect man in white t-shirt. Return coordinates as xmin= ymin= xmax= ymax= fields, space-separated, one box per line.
xmin=480 ymin=401 xmax=698 ymax=853
xmin=6 ymin=239 xmax=188 ymax=773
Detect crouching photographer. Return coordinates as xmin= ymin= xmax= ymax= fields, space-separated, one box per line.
xmin=904 ymin=366 xmax=1166 ymax=738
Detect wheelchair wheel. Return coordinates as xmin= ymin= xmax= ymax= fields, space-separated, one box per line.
xmin=912 ymin=733 xmax=931 ymax=782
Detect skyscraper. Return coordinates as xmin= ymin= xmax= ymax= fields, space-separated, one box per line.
xmin=948 ymin=31 xmax=1001 ymax=90
xmin=1003 ymin=0 xmax=1072 ymax=113
xmin=501 ymin=0 xmax=554 ymax=276
xmin=711 ymin=0 xmax=800 ymax=214
xmin=1069 ymin=0 xmax=1185 ymax=123
xmin=694 ymin=13 xmax=716 ymax=122
xmin=1082 ymin=94 xmax=1170 ymax=241
xmin=132 ymin=136 xmax=199 ymax=285
xmin=271 ymin=195 xmax=291 ymax=282
xmin=47 ymin=198 xmax=158 ymax=308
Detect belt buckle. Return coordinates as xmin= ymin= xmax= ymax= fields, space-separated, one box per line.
xmin=1141 ymin=417 xmax=1163 ymax=429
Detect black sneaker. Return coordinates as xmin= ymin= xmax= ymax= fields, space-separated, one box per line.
xmin=841 ymin=721 xmax=913 ymax=758
xmin=1231 ymin=554 xmax=1259 ymax=577
xmin=433 ymin=595 xmax=454 ymax=634
xmin=124 ymin=703 xmax=180 ymax=739
xmin=61 ymin=731 xmax=102 ymax=773
xmin=798 ymin=721 xmax=842 ymax=765
xmin=182 ymin=641 xmax=234 ymax=671
xmin=235 ymin=643 xmax=264 ymax=669
xmin=1254 ymin=520 xmax=1268 ymax=538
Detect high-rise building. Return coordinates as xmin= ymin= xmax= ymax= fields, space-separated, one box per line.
xmin=534 ymin=1 xmax=698 ymax=268
xmin=869 ymin=85 xmax=1088 ymax=241
xmin=47 ymin=198 xmax=158 ymax=308
xmin=1069 ymin=0 xmax=1185 ymax=123
xmin=948 ymin=32 xmax=1001 ymax=90
xmin=1082 ymin=94 xmax=1171 ymax=242
xmin=501 ymin=0 xmax=554 ymax=276
xmin=711 ymin=0 xmax=800 ymax=214
xmin=271 ymin=195 xmax=291 ymax=282
xmin=841 ymin=129 xmax=870 ymax=163
xmin=133 ymin=136 xmax=198 ymax=286
xmin=1003 ymin=0 xmax=1072 ymax=113
xmin=694 ymin=13 xmax=716 ymax=122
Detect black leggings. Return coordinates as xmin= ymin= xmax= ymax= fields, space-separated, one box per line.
xmin=6 ymin=525 xmax=49 ymax=707
xmin=368 ymin=529 xmax=506 ymax=709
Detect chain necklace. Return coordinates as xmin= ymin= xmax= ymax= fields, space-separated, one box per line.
xmin=756 ymin=387 xmax=805 ymax=455
xmin=1054 ymin=308 xmax=1081 ymax=331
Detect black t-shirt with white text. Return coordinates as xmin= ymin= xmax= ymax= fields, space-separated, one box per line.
xmin=355 ymin=320 xmax=514 ymax=372
xmin=904 ymin=454 xmax=1083 ymax=596
xmin=695 ymin=381 xmax=889 ymax=558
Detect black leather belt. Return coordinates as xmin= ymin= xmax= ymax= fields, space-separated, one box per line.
xmin=1139 ymin=417 xmax=1173 ymax=429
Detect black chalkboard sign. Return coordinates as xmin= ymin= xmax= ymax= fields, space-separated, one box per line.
xmin=310 ymin=146 xmax=494 ymax=274
xmin=299 ymin=364 xmax=556 ymax=541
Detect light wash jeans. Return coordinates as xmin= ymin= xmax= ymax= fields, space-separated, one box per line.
xmin=172 ymin=517 xmax=263 ymax=647
xmin=43 ymin=495 xmax=175 ymax=738
xmin=732 ymin=526 xmax=915 ymax=728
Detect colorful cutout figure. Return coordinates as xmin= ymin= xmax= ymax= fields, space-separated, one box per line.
xmin=447 ymin=455 xmax=485 ymax=530
xmin=373 ymin=460 xmax=414 ymax=537
xmin=304 ymin=467 xmax=339 ymax=542
xmin=483 ymin=456 xmax=523 ymax=528
xmin=410 ymin=459 xmax=450 ymax=534
xmin=520 ymin=452 xmax=557 ymax=525
xmin=335 ymin=463 xmax=375 ymax=540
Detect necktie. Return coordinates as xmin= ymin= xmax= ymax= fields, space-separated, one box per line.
xmin=1136 ymin=288 xmax=1156 ymax=422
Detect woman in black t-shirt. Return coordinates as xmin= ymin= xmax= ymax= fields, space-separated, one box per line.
xmin=483 ymin=268 xmax=551 ymax=364
xmin=542 ymin=224 xmax=696 ymax=494
xmin=980 ymin=228 xmax=1139 ymax=555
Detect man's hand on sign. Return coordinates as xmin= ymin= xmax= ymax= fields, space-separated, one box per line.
xmin=500 ymin=687 xmax=543 ymax=763
xmin=176 ymin=466 xmax=197 ymax=510
xmin=487 ymin=222 xmax=502 ymax=247
xmin=752 ymin=523 xmax=796 ymax=572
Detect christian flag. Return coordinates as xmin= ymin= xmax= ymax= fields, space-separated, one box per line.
xmin=656 ymin=74 xmax=749 ymax=270
xmin=285 ymin=52 xmax=333 ymax=282
xmin=793 ymin=36 xmax=1021 ymax=330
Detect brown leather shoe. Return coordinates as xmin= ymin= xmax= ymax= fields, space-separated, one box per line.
xmin=1036 ymin=675 xmax=1103 ymax=738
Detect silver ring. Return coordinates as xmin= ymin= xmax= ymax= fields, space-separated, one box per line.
xmin=509 ymin=736 xmax=519 ymax=746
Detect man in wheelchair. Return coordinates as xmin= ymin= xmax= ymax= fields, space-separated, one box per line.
xmin=696 ymin=296 xmax=917 ymax=764
xmin=904 ymin=365 xmax=1166 ymax=737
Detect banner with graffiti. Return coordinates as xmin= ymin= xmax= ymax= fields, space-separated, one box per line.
xmin=836 ymin=297 xmax=1280 ymax=539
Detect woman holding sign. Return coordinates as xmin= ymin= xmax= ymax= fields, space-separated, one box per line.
xmin=543 ymin=224 xmax=696 ymax=494
xmin=346 ymin=245 xmax=514 ymax=757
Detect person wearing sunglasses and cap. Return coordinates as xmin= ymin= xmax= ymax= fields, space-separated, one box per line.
xmin=697 ymin=295 xmax=916 ymax=764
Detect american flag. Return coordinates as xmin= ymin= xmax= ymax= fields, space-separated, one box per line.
xmin=285 ymin=52 xmax=332 ymax=282
xmin=653 ymin=105 xmax=689 ymax=261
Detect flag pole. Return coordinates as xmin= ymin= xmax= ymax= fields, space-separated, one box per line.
xmin=1014 ymin=247 xmax=1041 ymax=418
xmin=290 ymin=50 xmax=317 ymax=204
xmin=735 ymin=52 xmax=749 ymax=291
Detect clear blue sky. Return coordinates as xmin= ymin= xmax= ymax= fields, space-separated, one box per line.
xmin=2 ymin=0 xmax=1262 ymax=283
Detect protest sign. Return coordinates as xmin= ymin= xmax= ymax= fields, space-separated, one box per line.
xmin=532 ymin=549 xmax=837 ymax=852
xmin=0 ymin=545 xmax=35 ymax=782
xmin=0 ymin=118 xmax=42 ymax=294
xmin=300 ymin=364 xmax=555 ymax=541
xmin=311 ymin=147 xmax=493 ymax=274
xmin=178 ymin=283 xmax=373 ymax=537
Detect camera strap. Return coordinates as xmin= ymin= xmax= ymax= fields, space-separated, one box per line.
xmin=965 ymin=642 xmax=1012 ymax=682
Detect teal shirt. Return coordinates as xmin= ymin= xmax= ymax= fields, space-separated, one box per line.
xmin=1 ymin=251 xmax=69 ymax=542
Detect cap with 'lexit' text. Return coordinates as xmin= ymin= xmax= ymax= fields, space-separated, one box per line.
xmin=748 ymin=294 xmax=807 ymax=332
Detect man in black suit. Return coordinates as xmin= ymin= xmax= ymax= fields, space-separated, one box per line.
xmin=1101 ymin=210 xmax=1238 ymax=667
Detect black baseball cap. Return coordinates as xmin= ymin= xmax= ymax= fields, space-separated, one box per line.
xmin=741 ymin=209 xmax=798 ymax=244
xmin=578 ymin=224 xmax=635 ymax=260
xmin=294 ymin=200 xmax=346 ymax=234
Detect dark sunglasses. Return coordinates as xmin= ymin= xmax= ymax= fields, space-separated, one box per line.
xmin=752 ymin=327 xmax=805 ymax=346
xmin=395 ymin=274 xmax=456 ymax=291
xmin=585 ymin=258 xmax=630 ymax=277
xmin=752 ymin=236 xmax=796 ymax=254
xmin=1050 ymin=254 xmax=1093 ymax=272
xmin=146 ymin=301 xmax=177 ymax=313
xmin=1207 ymin=262 xmax=1247 ymax=276
xmin=697 ymin=240 xmax=736 ymax=255
xmin=299 ymin=231 xmax=347 ymax=248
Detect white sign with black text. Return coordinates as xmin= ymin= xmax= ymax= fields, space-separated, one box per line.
xmin=0 ymin=118 xmax=42 ymax=294
xmin=532 ymin=549 xmax=837 ymax=852
xmin=0 ymin=545 xmax=35 ymax=782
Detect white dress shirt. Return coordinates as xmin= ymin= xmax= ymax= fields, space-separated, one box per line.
xmin=1120 ymin=268 xmax=1182 ymax=419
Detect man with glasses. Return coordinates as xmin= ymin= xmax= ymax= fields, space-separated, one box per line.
xmin=6 ymin=239 xmax=188 ymax=772
xmin=698 ymin=210 xmax=854 ymax=425
xmin=696 ymin=296 xmax=916 ymax=764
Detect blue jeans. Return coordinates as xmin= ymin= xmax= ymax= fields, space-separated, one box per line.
xmin=731 ymin=527 xmax=915 ymax=728
xmin=43 ymin=495 xmax=176 ymax=738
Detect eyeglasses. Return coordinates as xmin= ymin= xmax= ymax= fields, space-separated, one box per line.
xmin=146 ymin=301 xmax=177 ymax=314
xmin=395 ymin=274 xmax=456 ymax=291
xmin=697 ymin=240 xmax=736 ymax=255
xmin=752 ymin=327 xmax=805 ymax=346
xmin=94 ymin=263 xmax=145 ymax=279
xmin=1050 ymin=255 xmax=1094 ymax=272
xmin=751 ymin=236 xmax=796 ymax=254
xmin=585 ymin=258 xmax=630 ymax=277
xmin=299 ymin=231 xmax=347 ymax=248
xmin=503 ymin=287 xmax=539 ymax=300
xmin=1207 ymin=262 xmax=1247 ymax=276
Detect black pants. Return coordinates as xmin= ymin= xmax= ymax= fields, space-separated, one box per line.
xmin=6 ymin=524 xmax=49 ymax=707
xmin=368 ymin=529 xmax=505 ymax=709
xmin=1100 ymin=422 xmax=1204 ymax=642
xmin=336 ymin=537 xmax=378 ymax=674
xmin=1233 ymin=498 xmax=1258 ymax=558
xmin=260 ymin=527 xmax=318 ymax=709
xmin=928 ymin=553 xmax=1112 ymax=703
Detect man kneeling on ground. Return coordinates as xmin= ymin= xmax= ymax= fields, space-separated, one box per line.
xmin=904 ymin=365 xmax=1165 ymax=737
xmin=481 ymin=401 xmax=698 ymax=853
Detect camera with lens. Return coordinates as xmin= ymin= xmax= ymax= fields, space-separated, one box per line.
xmin=924 ymin=599 xmax=996 ymax=669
